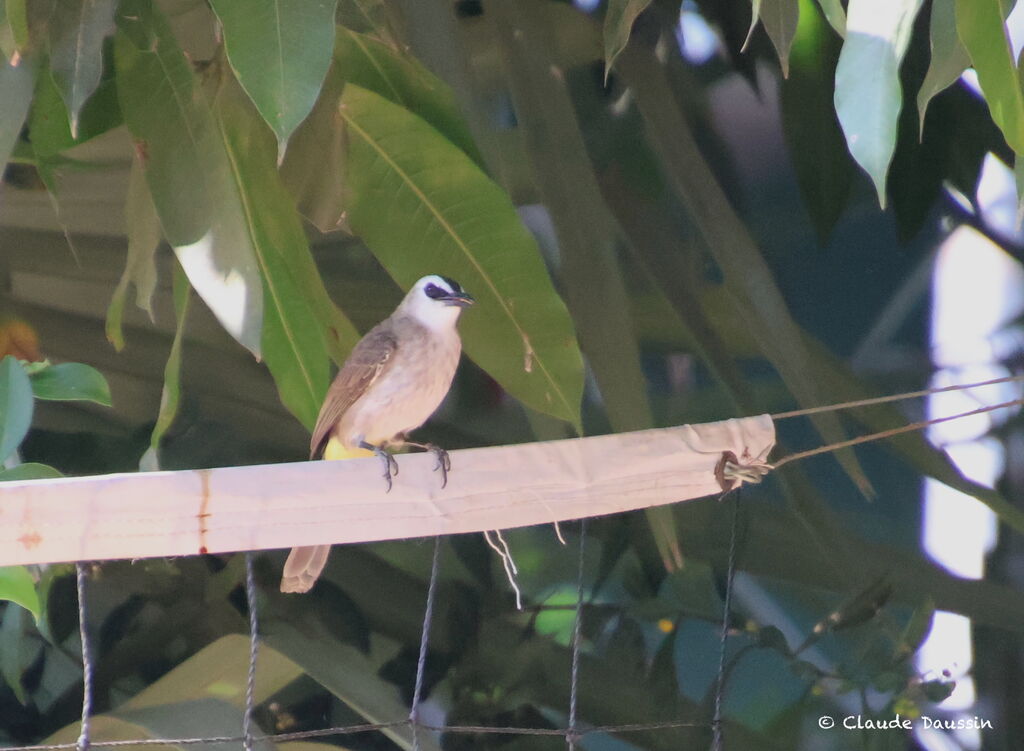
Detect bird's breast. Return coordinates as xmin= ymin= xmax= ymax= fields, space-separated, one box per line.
xmin=340 ymin=331 xmax=462 ymax=445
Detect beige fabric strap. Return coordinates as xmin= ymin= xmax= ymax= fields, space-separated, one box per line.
xmin=0 ymin=415 xmax=775 ymax=566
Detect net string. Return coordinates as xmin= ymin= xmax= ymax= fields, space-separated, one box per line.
xmin=567 ymin=519 xmax=587 ymax=750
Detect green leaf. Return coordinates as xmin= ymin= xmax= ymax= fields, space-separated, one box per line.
xmin=107 ymin=155 xmax=161 ymax=351
xmin=28 ymin=58 xmax=122 ymax=157
xmin=0 ymin=566 xmax=40 ymax=619
xmin=834 ymin=0 xmax=925 ymax=207
xmin=210 ymin=73 xmax=340 ymax=428
xmin=149 ymin=261 xmax=190 ymax=454
xmin=115 ymin=0 xmax=264 ymax=356
xmin=209 ymin=0 xmax=338 ymax=162
xmin=746 ymin=0 xmax=800 ymax=77
xmin=0 ymin=601 xmax=39 ymax=703
xmin=815 ymin=0 xmax=846 ymax=35
xmin=341 ymin=83 xmax=585 ymax=428
xmin=281 ymin=27 xmax=484 ymax=233
xmin=46 ymin=0 xmax=116 ymax=138
xmin=5 ymin=0 xmax=27 ymax=51
xmin=0 ymin=356 xmax=33 ymax=463
xmin=29 ymin=362 xmax=112 ymax=405
xmin=0 ymin=53 xmax=35 ymax=170
xmin=0 ymin=462 xmax=62 ymax=481
xmin=603 ymin=0 xmax=652 ymax=83
xmin=917 ymin=0 xmax=970 ymax=136
xmin=782 ymin=0 xmax=853 ymax=243
xmin=955 ymin=0 xmax=1024 ymax=155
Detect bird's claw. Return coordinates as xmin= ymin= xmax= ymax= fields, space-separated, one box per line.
xmin=427 ymin=445 xmax=451 ymax=488
xmin=362 ymin=441 xmax=399 ymax=492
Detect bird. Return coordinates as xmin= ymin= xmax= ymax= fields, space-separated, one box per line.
xmin=280 ymin=274 xmax=474 ymax=593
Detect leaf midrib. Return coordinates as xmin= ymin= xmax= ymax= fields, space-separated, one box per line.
xmin=339 ymin=101 xmax=577 ymax=424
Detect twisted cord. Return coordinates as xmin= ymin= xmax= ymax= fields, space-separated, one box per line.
xmin=411 ymin=537 xmax=442 ymax=751
xmin=711 ymin=491 xmax=742 ymax=751
xmin=567 ymin=519 xmax=587 ymax=750
xmin=242 ymin=553 xmax=259 ymax=751
xmin=75 ymin=563 xmax=94 ymax=751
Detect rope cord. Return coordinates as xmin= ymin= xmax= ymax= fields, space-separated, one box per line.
xmin=74 ymin=563 xmax=93 ymax=751
xmin=6 ymin=718 xmax=714 ymax=750
xmin=770 ymin=372 xmax=1024 ymax=421
xmin=411 ymin=537 xmax=442 ymax=751
xmin=772 ymin=397 xmax=1024 ymax=469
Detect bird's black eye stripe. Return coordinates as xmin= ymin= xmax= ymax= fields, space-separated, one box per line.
xmin=424 ymin=283 xmax=446 ymax=299
xmin=440 ymin=276 xmax=463 ymax=293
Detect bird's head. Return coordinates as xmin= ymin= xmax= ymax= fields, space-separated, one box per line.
xmin=400 ymin=275 xmax=475 ymax=330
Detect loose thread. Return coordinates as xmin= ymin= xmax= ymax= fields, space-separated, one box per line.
xmin=772 ymin=397 xmax=1024 ymax=469
xmin=567 ymin=519 xmax=587 ymax=751
xmin=712 ymin=491 xmax=741 ymax=751
xmin=771 ymin=372 xmax=1024 ymax=421
xmin=411 ymin=537 xmax=442 ymax=751
xmin=75 ymin=563 xmax=94 ymax=751
xmin=242 ymin=553 xmax=259 ymax=751
xmin=483 ymin=529 xmax=523 ymax=610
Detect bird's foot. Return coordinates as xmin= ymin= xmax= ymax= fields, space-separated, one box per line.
xmin=360 ymin=441 xmax=399 ymax=492
xmin=400 ymin=441 xmax=451 ymax=487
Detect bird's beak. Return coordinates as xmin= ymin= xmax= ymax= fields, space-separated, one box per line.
xmin=443 ymin=292 xmax=475 ymax=308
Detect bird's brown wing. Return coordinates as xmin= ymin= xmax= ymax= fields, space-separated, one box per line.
xmin=309 ymin=323 xmax=399 ymax=459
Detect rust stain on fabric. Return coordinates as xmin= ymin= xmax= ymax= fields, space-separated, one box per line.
xmin=18 ymin=531 xmax=41 ymax=549
xmin=197 ymin=469 xmax=211 ymax=555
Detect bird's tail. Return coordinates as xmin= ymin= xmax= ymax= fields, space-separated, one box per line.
xmin=280 ymin=440 xmax=375 ymax=593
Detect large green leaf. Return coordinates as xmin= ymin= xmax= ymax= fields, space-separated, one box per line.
xmin=0 ymin=462 xmax=62 ymax=480
xmin=0 ymin=356 xmax=33 ymax=463
xmin=834 ymin=0 xmax=925 ymax=207
xmin=0 ymin=53 xmax=35 ymax=170
xmin=209 ymin=0 xmax=338 ymax=162
xmin=107 ymin=155 xmax=161 ymax=351
xmin=281 ymin=26 xmax=484 ymax=233
xmin=28 ymin=57 xmax=121 ymax=157
xmin=46 ymin=0 xmax=116 ymax=138
xmin=0 ymin=566 xmax=40 ymax=619
xmin=0 ymin=601 xmax=39 ymax=703
xmin=955 ymin=0 xmax=1024 ymax=156
xmin=746 ymin=0 xmax=800 ymax=77
xmin=146 ymin=261 xmax=190 ymax=461
xmin=781 ymin=0 xmax=853 ymax=243
xmin=210 ymin=72 xmax=341 ymax=428
xmin=341 ymin=84 xmax=585 ymax=428
xmin=603 ymin=0 xmax=652 ymax=82
xmin=815 ymin=0 xmax=846 ymax=35
xmin=917 ymin=0 xmax=970 ymax=136
xmin=115 ymin=0 xmax=264 ymax=356
xmin=28 ymin=362 xmax=111 ymax=405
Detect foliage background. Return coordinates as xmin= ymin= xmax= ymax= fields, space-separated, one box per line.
xmin=0 ymin=0 xmax=1022 ymax=749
